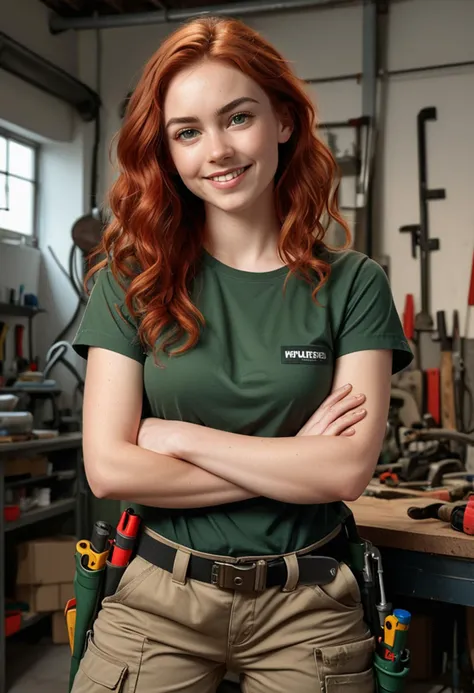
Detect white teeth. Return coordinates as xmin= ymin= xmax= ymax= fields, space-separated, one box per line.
xmin=210 ymin=167 xmax=246 ymax=182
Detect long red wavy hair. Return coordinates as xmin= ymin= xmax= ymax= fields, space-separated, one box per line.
xmin=88 ymin=16 xmax=350 ymax=358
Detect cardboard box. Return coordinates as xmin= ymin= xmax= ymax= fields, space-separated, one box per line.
xmin=52 ymin=611 xmax=69 ymax=645
xmin=60 ymin=583 xmax=74 ymax=609
xmin=17 ymin=537 xmax=76 ymax=585
xmin=4 ymin=455 xmax=49 ymax=478
xmin=16 ymin=584 xmax=60 ymax=612
xmin=16 ymin=582 xmax=75 ymax=613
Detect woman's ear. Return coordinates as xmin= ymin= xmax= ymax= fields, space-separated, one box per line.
xmin=277 ymin=105 xmax=294 ymax=144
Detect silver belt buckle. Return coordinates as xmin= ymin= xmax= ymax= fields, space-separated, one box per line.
xmin=211 ymin=560 xmax=267 ymax=592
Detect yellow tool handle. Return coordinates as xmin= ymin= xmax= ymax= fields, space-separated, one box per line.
xmin=383 ymin=615 xmax=409 ymax=648
xmin=66 ymin=608 xmax=76 ymax=653
xmin=64 ymin=598 xmax=76 ymax=654
xmin=76 ymin=540 xmax=109 ymax=570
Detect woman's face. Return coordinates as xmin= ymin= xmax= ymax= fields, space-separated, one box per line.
xmin=163 ymin=59 xmax=292 ymax=215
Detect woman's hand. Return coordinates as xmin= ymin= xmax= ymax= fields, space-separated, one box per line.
xmin=296 ymin=384 xmax=366 ymax=438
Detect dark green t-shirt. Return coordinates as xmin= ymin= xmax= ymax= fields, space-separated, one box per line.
xmin=73 ymin=248 xmax=413 ymax=556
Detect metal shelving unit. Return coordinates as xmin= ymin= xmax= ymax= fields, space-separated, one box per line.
xmin=0 ymin=302 xmax=46 ymax=366
xmin=5 ymin=498 xmax=77 ymax=532
xmin=0 ymin=432 xmax=85 ymax=693
xmin=0 ymin=303 xmax=45 ymax=319
xmin=0 ymin=387 xmax=62 ymax=396
xmin=19 ymin=612 xmax=49 ymax=631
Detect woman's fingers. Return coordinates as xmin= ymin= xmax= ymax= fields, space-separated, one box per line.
xmin=297 ymin=385 xmax=368 ymax=438
xmin=297 ymin=384 xmax=354 ymax=435
xmin=342 ymin=427 xmax=356 ymax=436
xmin=323 ymin=393 xmax=366 ymax=425
xmin=304 ymin=393 xmax=366 ymax=435
xmin=318 ymin=384 xmax=354 ymax=416
xmin=322 ymin=408 xmax=367 ymax=436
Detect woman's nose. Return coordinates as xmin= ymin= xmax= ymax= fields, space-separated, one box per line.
xmin=208 ymin=132 xmax=234 ymax=163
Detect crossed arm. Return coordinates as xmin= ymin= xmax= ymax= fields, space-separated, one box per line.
xmin=82 ymin=347 xmax=392 ymax=507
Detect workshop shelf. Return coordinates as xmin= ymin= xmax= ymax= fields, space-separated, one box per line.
xmin=5 ymin=470 xmax=76 ymax=490
xmin=0 ymin=386 xmax=62 ymax=397
xmin=0 ymin=431 xmax=82 ymax=455
xmin=5 ymin=612 xmax=51 ymax=638
xmin=0 ymin=302 xmax=46 ymax=319
xmin=0 ymin=430 xmax=87 ymax=693
xmin=19 ymin=612 xmax=49 ymax=633
xmin=5 ymin=498 xmax=76 ymax=532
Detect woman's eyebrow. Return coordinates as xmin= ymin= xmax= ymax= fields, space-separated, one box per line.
xmin=165 ymin=96 xmax=259 ymax=129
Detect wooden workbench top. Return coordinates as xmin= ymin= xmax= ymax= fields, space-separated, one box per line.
xmin=348 ymin=496 xmax=474 ymax=559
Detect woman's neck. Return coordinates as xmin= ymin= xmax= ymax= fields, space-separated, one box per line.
xmin=203 ymin=192 xmax=285 ymax=273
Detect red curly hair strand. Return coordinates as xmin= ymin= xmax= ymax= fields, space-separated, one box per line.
xmin=87 ymin=16 xmax=350 ymax=359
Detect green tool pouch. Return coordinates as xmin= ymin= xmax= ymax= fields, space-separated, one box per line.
xmin=68 ymin=552 xmax=106 ymax=692
xmin=342 ymin=512 xmax=411 ymax=693
xmin=373 ymin=652 xmax=410 ymax=692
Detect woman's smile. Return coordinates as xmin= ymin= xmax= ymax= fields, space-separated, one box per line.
xmin=205 ymin=164 xmax=252 ymax=189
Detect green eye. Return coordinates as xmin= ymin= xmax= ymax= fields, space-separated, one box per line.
xmin=177 ymin=129 xmax=198 ymax=141
xmin=231 ymin=113 xmax=250 ymax=126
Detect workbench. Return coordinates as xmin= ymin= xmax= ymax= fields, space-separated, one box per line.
xmin=348 ymin=496 xmax=474 ymax=607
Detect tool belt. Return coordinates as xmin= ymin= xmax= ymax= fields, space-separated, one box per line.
xmin=68 ymin=508 xmax=411 ymax=693
xmin=136 ymin=527 xmax=350 ymax=592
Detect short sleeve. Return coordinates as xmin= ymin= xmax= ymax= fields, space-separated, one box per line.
xmin=334 ymin=257 xmax=413 ymax=374
xmin=72 ymin=267 xmax=146 ymax=364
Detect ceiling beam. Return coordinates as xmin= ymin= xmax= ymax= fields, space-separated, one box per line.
xmin=50 ymin=0 xmax=361 ymax=32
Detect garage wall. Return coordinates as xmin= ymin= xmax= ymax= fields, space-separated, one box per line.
xmin=0 ymin=0 xmax=77 ymax=141
xmin=382 ymin=0 xmax=474 ymax=335
xmin=78 ymin=0 xmax=474 ymax=332
xmin=0 ymin=0 xmax=85 ymax=408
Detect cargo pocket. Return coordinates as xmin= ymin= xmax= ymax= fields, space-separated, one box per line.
xmin=73 ymin=637 xmax=128 ymax=691
xmin=314 ymin=632 xmax=375 ymax=693
xmin=312 ymin=562 xmax=361 ymax=611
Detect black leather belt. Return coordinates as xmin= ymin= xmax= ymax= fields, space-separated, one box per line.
xmin=136 ymin=529 xmax=350 ymax=593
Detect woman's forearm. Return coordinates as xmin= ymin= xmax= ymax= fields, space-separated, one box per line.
xmin=176 ymin=424 xmax=372 ymax=504
xmin=88 ymin=441 xmax=256 ymax=508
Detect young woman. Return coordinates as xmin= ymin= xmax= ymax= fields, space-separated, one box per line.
xmin=71 ymin=15 xmax=413 ymax=693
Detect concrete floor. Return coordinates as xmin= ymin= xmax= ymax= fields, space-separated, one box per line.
xmin=4 ymin=636 xmax=458 ymax=693
xmin=7 ymin=639 xmax=70 ymax=693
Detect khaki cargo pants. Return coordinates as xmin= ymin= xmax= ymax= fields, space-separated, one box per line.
xmin=71 ymin=527 xmax=375 ymax=693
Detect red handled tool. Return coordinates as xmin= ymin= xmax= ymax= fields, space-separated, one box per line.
xmin=425 ymin=368 xmax=440 ymax=425
xmin=14 ymin=324 xmax=28 ymax=373
xmin=465 ymin=249 xmax=474 ymax=341
xmin=103 ymin=508 xmax=142 ymax=599
xmin=451 ymin=495 xmax=474 ymax=535
xmin=108 ymin=508 xmax=141 ymax=567
xmin=403 ymin=294 xmax=415 ymax=341
xmin=403 ymin=294 xmax=418 ymax=368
